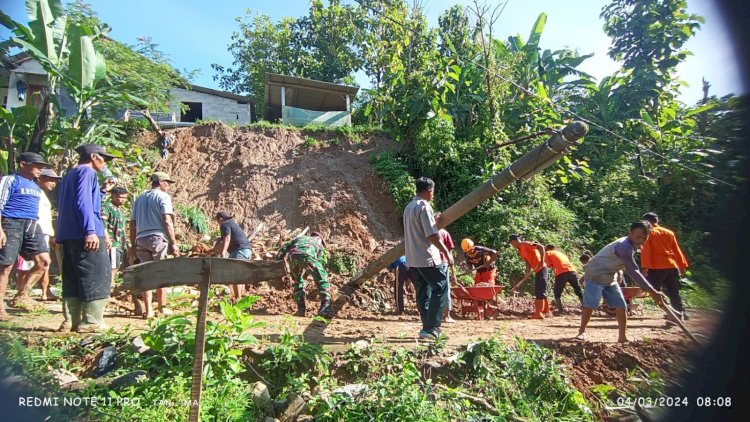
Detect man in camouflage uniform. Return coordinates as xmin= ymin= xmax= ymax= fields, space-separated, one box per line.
xmin=276 ymin=232 xmax=331 ymax=317
xmin=102 ymin=187 xmax=142 ymax=314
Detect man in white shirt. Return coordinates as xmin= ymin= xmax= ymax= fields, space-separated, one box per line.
xmin=403 ymin=177 xmax=453 ymax=340
xmin=129 ymin=172 xmax=180 ymax=318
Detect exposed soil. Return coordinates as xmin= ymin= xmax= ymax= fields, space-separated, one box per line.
xmin=160 ymin=123 xmax=402 ymax=261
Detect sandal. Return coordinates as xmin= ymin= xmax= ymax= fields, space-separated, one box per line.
xmin=574 ymin=333 xmax=586 ymax=341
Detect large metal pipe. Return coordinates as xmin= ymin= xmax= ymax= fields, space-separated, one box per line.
xmin=333 ymin=121 xmax=588 ymax=302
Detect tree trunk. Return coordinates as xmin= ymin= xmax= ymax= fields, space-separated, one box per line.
xmin=28 ymin=93 xmax=52 ymax=153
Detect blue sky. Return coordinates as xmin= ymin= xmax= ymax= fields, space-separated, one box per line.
xmin=1 ymin=0 xmax=745 ymax=104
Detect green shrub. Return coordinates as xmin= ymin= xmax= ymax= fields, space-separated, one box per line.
xmin=370 ymin=152 xmax=415 ymax=210
xmin=175 ymin=203 xmax=210 ymax=235
xmin=327 ymin=251 xmax=359 ymax=276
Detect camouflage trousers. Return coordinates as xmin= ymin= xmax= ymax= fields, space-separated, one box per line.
xmin=289 ymin=254 xmax=330 ymax=302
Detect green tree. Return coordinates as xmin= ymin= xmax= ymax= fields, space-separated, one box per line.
xmin=212 ymin=0 xmax=362 ymax=114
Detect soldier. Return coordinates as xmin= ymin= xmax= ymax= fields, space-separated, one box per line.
xmin=277 ymin=232 xmax=331 ymax=318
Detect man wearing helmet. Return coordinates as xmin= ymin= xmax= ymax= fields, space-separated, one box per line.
xmin=460 ymin=238 xmax=498 ymax=285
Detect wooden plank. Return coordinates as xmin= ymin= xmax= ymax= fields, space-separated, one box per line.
xmin=188 ymin=259 xmax=211 ymax=422
xmin=122 ymin=258 xmax=288 ymax=291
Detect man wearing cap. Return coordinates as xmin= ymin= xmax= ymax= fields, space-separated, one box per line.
xmin=509 ymin=234 xmax=549 ymax=319
xmin=276 ymin=232 xmax=331 ymax=317
xmin=0 ymin=152 xmax=53 ymax=319
xmin=56 ymin=144 xmax=116 ymax=332
xmin=213 ymin=211 xmax=252 ymax=301
xmin=129 ymin=172 xmax=180 ymax=318
xmin=12 ymin=168 xmax=62 ymax=305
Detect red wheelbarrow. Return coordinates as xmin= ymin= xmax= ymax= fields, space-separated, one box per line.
xmin=451 ymin=283 xmax=505 ymax=320
xmin=601 ymin=286 xmax=649 ymax=316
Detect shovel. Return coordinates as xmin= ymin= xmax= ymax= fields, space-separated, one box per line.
xmin=656 ymin=292 xmax=699 ymax=345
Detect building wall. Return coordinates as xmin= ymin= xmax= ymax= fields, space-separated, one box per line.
xmin=168 ymin=88 xmax=251 ymax=124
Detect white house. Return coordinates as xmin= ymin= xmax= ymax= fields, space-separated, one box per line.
xmin=1 ymin=53 xmax=255 ymax=125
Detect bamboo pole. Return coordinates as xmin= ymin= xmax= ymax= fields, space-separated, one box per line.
xmin=332 ymin=121 xmax=588 ymax=304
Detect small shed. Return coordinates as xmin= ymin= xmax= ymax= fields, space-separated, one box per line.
xmin=264 ymin=73 xmax=359 ymax=127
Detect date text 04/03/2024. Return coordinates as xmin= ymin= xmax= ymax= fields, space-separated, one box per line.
xmin=616 ymin=397 xmax=732 ymax=407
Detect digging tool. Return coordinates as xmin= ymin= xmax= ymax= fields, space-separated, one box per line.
xmin=656 ymin=292 xmax=699 ymax=345
xmin=123 ymin=258 xmax=288 ymax=421
xmin=247 ymin=222 xmax=265 ymax=242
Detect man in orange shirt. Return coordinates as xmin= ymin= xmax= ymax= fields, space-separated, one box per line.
xmin=545 ymin=245 xmax=583 ymax=314
xmin=640 ymin=212 xmax=689 ymax=320
xmin=509 ymin=234 xmax=549 ymax=319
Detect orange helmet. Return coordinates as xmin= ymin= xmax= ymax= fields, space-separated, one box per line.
xmin=461 ymin=238 xmax=474 ymax=253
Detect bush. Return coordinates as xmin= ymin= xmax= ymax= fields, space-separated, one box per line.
xmin=370 ymin=152 xmax=415 ymax=210
xmin=175 ymin=203 xmax=210 ymax=235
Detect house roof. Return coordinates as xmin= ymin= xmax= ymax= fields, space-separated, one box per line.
xmin=179 ymin=84 xmax=254 ymax=104
xmin=264 ymin=73 xmax=359 ymax=114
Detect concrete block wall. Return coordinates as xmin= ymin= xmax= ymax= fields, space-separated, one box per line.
xmin=168 ymin=88 xmax=251 ymax=124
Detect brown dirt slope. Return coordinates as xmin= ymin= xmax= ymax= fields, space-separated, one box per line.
xmin=162 ymin=123 xmax=402 ymax=257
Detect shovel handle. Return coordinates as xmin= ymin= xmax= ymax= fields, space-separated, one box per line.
xmin=656 ymin=292 xmax=699 ymax=345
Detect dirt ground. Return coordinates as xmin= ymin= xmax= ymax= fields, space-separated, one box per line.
xmin=0 ymin=296 xmax=717 ymax=347
xmin=0 ymin=292 xmax=717 ymax=416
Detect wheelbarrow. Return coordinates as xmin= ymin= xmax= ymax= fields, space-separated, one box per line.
xmin=601 ymin=286 xmax=648 ymax=316
xmin=451 ymin=283 xmax=505 ymax=320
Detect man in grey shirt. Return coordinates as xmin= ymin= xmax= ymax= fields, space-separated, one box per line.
xmin=403 ymin=177 xmax=453 ymax=340
xmin=576 ymin=221 xmax=663 ymax=343
xmin=129 ymin=172 xmax=180 ymax=318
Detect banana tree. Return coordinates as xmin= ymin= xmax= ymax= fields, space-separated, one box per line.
xmin=1 ymin=0 xmax=108 ymax=158
xmin=0 ymin=105 xmax=40 ymax=174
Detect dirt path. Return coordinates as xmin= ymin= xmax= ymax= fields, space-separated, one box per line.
xmin=1 ymin=299 xmax=718 ymax=352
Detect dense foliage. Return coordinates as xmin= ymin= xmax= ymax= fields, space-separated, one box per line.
xmin=215 ymin=0 xmax=745 ymax=295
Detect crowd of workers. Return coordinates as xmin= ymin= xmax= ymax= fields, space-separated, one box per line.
xmin=0 ymin=147 xmax=332 ymax=329
xmin=398 ymin=177 xmax=687 ymax=342
xmin=0 ymin=152 xmax=690 ymax=342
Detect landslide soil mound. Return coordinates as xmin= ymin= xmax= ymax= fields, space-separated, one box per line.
xmin=156 ymin=123 xmax=404 ymax=316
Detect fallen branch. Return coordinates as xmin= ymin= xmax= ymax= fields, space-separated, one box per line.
xmin=435 ymin=384 xmax=498 ymax=416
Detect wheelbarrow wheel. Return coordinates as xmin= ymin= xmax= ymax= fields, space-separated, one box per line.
xmin=602 ymin=305 xmax=617 ymax=316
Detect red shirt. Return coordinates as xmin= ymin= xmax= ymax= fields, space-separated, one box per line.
xmin=545 ymin=250 xmax=576 ymax=277
xmin=641 ymin=225 xmax=688 ymax=270
xmin=518 ymin=242 xmax=545 ymax=270
xmin=438 ymin=229 xmax=454 ymax=263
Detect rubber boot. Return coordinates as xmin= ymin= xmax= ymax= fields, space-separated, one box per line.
xmin=542 ymin=298 xmax=553 ymax=317
xmin=318 ymin=299 xmax=333 ymax=318
xmin=78 ymin=298 xmax=109 ymax=333
xmin=295 ymin=297 xmax=306 ymax=317
xmin=527 ymin=299 xmax=545 ymax=319
xmin=61 ymin=297 xmax=82 ymax=332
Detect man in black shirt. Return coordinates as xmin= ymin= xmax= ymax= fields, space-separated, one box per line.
xmin=214 ymin=211 xmax=252 ymax=300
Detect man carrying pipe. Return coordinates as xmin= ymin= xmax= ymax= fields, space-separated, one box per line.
xmin=510 ymin=235 xmax=549 ymax=319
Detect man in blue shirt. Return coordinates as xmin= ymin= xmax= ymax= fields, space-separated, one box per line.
xmin=56 ymin=144 xmax=116 ymax=332
xmin=387 ymin=255 xmax=412 ymax=314
xmin=0 ymin=152 xmax=52 ymax=320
